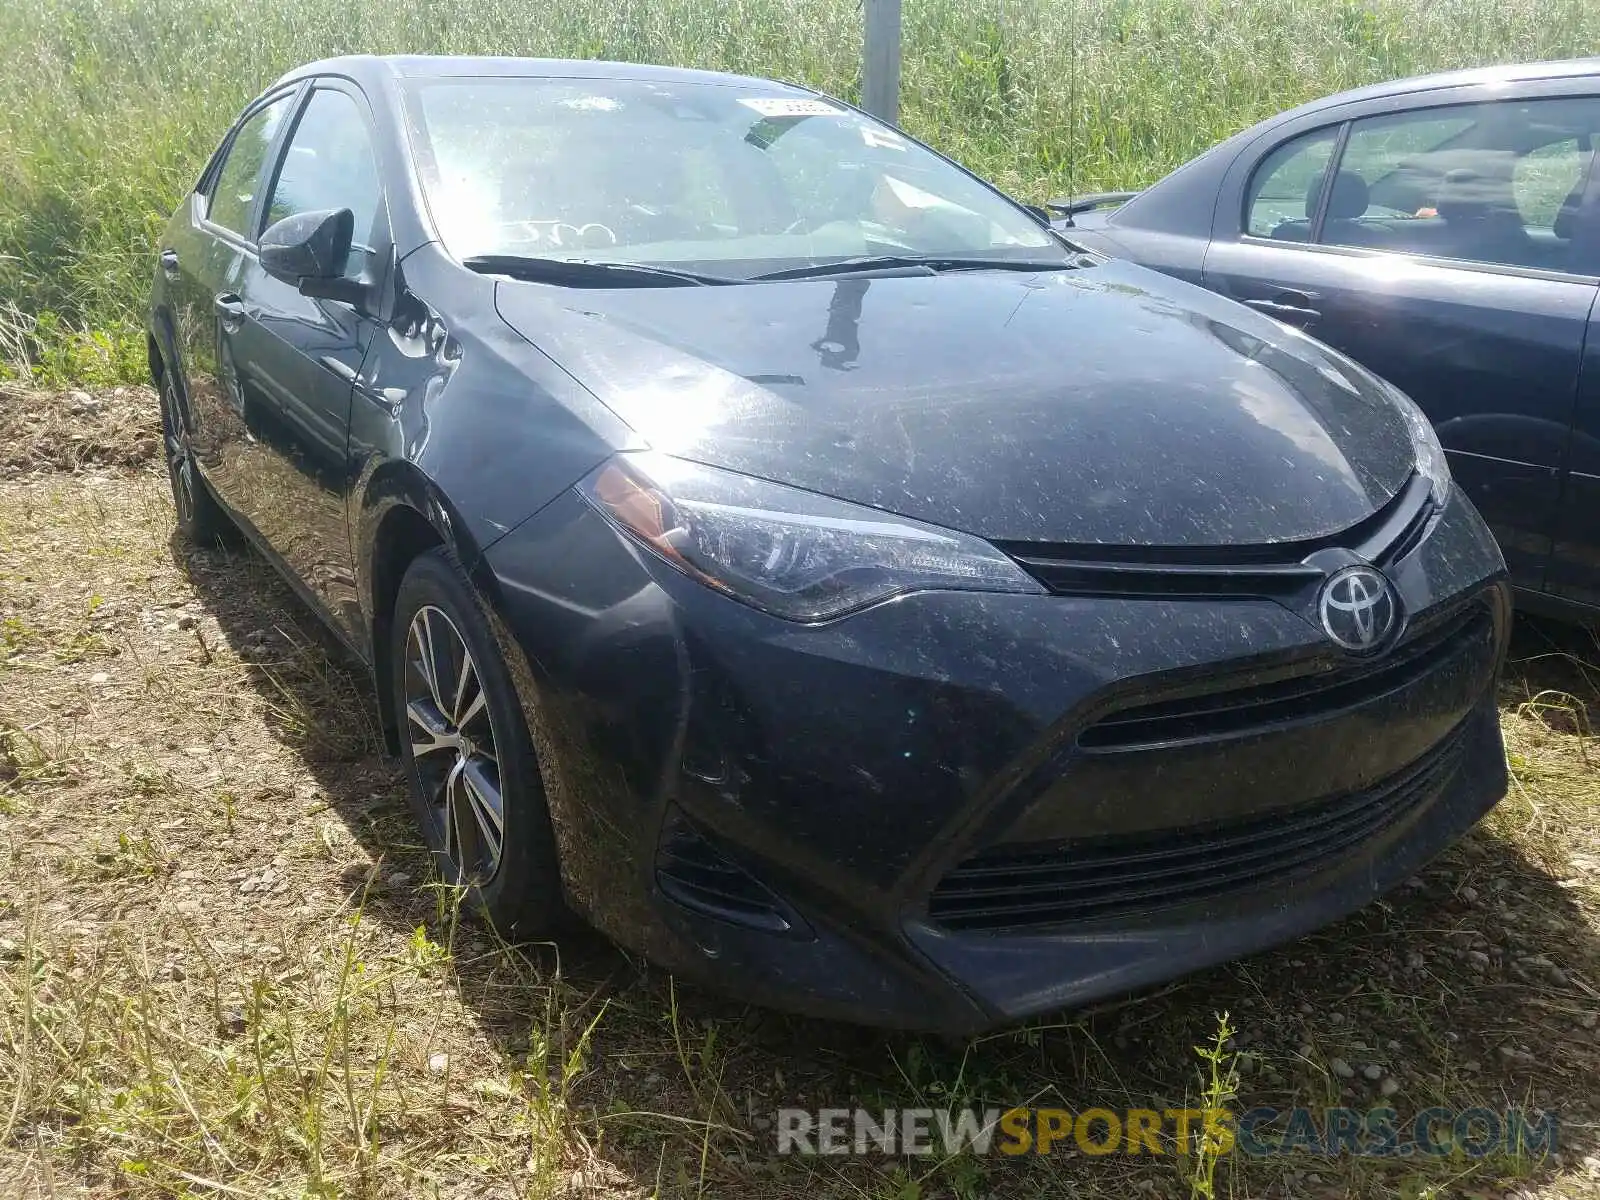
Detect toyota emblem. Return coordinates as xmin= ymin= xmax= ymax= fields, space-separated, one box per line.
xmin=1317 ymin=565 xmax=1398 ymax=652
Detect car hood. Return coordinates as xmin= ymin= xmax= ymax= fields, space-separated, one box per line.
xmin=493 ymin=259 xmax=1415 ymax=547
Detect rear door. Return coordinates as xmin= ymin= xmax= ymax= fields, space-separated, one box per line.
xmin=1203 ymin=85 xmax=1600 ymax=593
xmin=226 ymin=82 xmax=392 ymax=639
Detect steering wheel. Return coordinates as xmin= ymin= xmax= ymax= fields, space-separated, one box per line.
xmin=490 ymin=219 xmax=618 ymax=250
xmin=560 ymin=222 xmax=619 ymax=250
xmin=606 ymin=205 xmax=713 ymax=243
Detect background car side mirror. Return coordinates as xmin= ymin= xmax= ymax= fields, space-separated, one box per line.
xmin=259 ymin=208 xmax=365 ymax=304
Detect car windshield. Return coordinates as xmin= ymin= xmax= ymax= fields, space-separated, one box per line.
xmin=402 ymin=76 xmax=1062 ymax=278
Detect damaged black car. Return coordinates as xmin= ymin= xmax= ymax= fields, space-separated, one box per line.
xmin=147 ymin=56 xmax=1511 ymax=1032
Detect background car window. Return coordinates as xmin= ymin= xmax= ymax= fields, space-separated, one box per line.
xmin=1245 ymin=127 xmax=1337 ymax=240
xmin=263 ymin=89 xmax=385 ymax=280
xmin=207 ymin=95 xmax=292 ymax=237
xmin=1288 ymin=97 xmax=1600 ymax=274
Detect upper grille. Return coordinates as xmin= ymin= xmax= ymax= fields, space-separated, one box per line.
xmin=996 ymin=473 xmax=1433 ymax=599
xmin=1078 ymin=601 xmax=1489 ymax=751
xmin=927 ymin=718 xmax=1470 ymax=932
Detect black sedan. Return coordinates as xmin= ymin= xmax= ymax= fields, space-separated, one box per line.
xmin=1060 ymin=58 xmax=1600 ymax=621
xmin=148 ymin=56 xmax=1510 ymax=1033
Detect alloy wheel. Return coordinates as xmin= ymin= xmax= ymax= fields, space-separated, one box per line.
xmin=404 ymin=605 xmax=505 ymax=884
xmin=160 ymin=379 xmax=197 ymax=528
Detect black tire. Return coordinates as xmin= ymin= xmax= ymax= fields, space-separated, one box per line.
xmin=156 ymin=366 xmax=231 ymax=546
xmin=391 ymin=547 xmax=565 ymax=936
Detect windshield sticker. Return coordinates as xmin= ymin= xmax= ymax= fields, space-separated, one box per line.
xmin=861 ymin=126 xmax=906 ymax=150
xmin=738 ymin=97 xmax=847 ymax=119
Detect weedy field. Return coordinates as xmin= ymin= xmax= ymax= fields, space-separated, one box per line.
xmin=1 ymin=390 xmax=1599 ymax=1200
xmin=5 ymin=0 xmax=1600 ymax=379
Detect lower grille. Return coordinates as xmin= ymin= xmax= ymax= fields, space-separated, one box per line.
xmin=655 ymin=807 xmax=797 ymax=934
xmin=927 ymin=720 xmax=1469 ymax=931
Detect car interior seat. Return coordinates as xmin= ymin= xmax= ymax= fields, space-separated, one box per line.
xmin=1314 ymin=169 xmax=1374 ymax=245
xmin=1271 ymin=168 xmax=1368 ymax=243
xmin=1432 ymin=159 xmax=1533 ymax=267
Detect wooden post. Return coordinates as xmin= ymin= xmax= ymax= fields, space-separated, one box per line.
xmin=862 ymin=0 xmax=902 ymax=125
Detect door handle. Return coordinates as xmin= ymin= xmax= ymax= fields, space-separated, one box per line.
xmin=1244 ymin=291 xmax=1321 ymax=326
xmin=214 ymin=293 xmax=246 ymax=333
xmin=159 ymin=249 xmax=180 ymax=279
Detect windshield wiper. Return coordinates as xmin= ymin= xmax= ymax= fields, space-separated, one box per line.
xmin=462 ymin=255 xmax=739 ymax=287
xmin=752 ymin=254 xmax=1079 ymax=281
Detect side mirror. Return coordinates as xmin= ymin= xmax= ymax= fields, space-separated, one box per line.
xmin=259 ymin=208 xmax=365 ymax=303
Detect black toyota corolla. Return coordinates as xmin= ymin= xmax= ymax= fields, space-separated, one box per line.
xmin=148 ymin=55 xmax=1511 ymax=1033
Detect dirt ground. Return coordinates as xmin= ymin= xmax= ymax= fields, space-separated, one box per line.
xmin=2 ymin=385 xmax=1598 ymax=1199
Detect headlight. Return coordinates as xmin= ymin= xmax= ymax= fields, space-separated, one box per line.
xmin=1383 ymin=382 xmax=1451 ymax=505
xmin=576 ymin=451 xmax=1044 ymax=621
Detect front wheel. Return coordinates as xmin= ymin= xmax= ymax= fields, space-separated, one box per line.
xmin=157 ymin=368 xmax=230 ymax=545
xmin=391 ymin=548 xmax=565 ymax=936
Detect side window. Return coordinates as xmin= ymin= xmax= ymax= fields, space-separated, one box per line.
xmin=263 ymin=89 xmax=386 ymax=280
xmin=1319 ymin=97 xmax=1600 ymax=274
xmin=1245 ymin=127 xmax=1338 ymax=240
xmin=207 ymin=95 xmax=294 ymax=237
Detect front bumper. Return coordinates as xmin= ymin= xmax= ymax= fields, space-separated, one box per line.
xmin=483 ymin=485 xmax=1510 ymax=1033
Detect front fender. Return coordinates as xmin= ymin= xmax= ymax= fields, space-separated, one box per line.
xmin=346 ymin=246 xmax=634 ymax=749
xmin=350 ymin=246 xmax=629 ymax=557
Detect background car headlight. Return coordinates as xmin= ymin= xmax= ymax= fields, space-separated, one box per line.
xmin=1383 ymin=381 xmax=1451 ymax=505
xmin=577 ymin=451 xmax=1044 ymax=621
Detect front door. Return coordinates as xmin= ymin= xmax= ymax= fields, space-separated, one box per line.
xmin=227 ymin=84 xmax=392 ymax=640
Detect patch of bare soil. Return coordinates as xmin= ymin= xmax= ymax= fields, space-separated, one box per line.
xmin=0 ymin=381 xmax=161 ymax=474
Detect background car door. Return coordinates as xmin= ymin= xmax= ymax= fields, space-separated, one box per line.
xmin=225 ymin=84 xmax=392 ymax=639
xmin=167 ymin=90 xmax=296 ymax=503
xmin=1203 ymin=91 xmax=1600 ymax=594
xmin=1549 ymin=261 xmax=1600 ymax=610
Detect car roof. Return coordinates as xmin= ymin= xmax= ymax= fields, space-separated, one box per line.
xmin=271 ymin=54 xmax=807 ymax=94
xmin=1274 ymin=56 xmax=1600 ymax=120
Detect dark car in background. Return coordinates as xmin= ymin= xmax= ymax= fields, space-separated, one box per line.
xmin=148 ymin=56 xmax=1511 ymax=1032
xmin=1060 ymin=58 xmax=1600 ymax=621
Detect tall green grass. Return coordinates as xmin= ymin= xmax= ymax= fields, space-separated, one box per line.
xmin=2 ymin=0 xmax=1598 ymax=382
